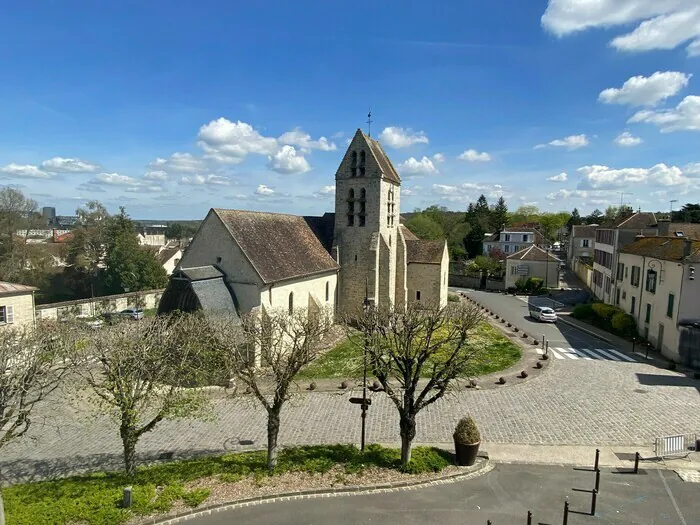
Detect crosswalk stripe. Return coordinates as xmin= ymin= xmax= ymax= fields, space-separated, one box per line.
xmin=604 ymin=348 xmax=638 ymax=362
xmin=568 ymin=347 xmax=593 ymax=360
xmin=575 ymin=348 xmax=599 ymax=360
xmin=555 ymin=347 xmax=579 ymax=360
xmin=549 ymin=348 xmax=565 ymax=359
xmin=594 ymin=348 xmax=622 ymax=361
xmin=536 ymin=348 xmax=544 ymax=355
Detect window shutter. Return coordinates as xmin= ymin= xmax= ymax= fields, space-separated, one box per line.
xmin=6 ymin=305 xmax=14 ymax=324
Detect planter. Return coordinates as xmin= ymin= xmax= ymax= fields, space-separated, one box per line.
xmin=454 ymin=439 xmax=480 ymax=466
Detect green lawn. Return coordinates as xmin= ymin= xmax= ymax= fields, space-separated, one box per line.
xmin=3 ymin=444 xmax=451 ymax=525
xmin=298 ymin=322 xmax=521 ymax=380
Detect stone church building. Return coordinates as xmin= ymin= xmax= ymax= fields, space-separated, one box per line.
xmin=158 ymin=129 xmax=449 ymax=319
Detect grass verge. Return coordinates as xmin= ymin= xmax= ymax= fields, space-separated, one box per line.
xmin=298 ymin=321 xmax=521 ymax=380
xmin=4 ymin=444 xmax=452 ymax=525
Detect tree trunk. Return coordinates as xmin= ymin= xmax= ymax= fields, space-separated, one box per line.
xmin=267 ymin=409 xmax=281 ymax=472
xmin=399 ymin=414 xmax=416 ymax=468
xmin=120 ymin=423 xmax=138 ymax=478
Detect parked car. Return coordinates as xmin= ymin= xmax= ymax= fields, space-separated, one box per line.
xmin=119 ymin=308 xmax=144 ymax=320
xmin=529 ymin=305 xmax=557 ymax=323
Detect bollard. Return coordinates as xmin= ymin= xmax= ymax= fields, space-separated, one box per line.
xmin=595 ymin=468 xmax=601 ymax=492
xmin=527 ymin=510 xmax=532 ymax=525
xmin=563 ymin=500 xmax=569 ymax=525
xmin=594 ymin=448 xmax=600 ymax=471
xmin=123 ymin=486 xmax=133 ymax=508
xmin=591 ymin=488 xmax=598 ymax=516
xmin=634 ymin=451 xmax=640 ymax=474
xmin=487 ymin=521 xmax=492 ymax=525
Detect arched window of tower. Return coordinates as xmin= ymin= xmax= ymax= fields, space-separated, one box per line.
xmin=350 ymin=151 xmax=357 ymax=177
xmin=359 ymin=150 xmax=366 ymax=177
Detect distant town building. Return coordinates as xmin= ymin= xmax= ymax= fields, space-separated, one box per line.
xmin=137 ymin=226 xmax=167 ymax=247
xmin=42 ymin=206 xmax=56 ymax=226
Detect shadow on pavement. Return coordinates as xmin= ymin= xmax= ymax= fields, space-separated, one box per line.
xmin=636 ymin=373 xmax=700 ymax=393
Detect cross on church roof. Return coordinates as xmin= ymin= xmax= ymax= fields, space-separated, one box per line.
xmin=367 ymin=109 xmax=373 ymax=137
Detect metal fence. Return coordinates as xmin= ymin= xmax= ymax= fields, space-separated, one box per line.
xmin=653 ymin=433 xmax=696 ymax=459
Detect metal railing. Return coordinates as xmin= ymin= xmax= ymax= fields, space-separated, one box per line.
xmin=653 ymin=433 xmax=696 ymax=459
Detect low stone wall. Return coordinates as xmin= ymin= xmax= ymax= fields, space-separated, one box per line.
xmin=36 ymin=289 xmax=164 ymax=320
xmin=572 ymin=258 xmax=593 ymax=290
xmin=448 ymin=274 xmax=505 ymax=291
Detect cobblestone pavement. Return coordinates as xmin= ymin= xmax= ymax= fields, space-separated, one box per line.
xmin=2 ymin=356 xmax=700 ymax=483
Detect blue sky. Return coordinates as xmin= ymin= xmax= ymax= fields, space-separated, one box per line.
xmin=1 ymin=0 xmax=699 ymax=220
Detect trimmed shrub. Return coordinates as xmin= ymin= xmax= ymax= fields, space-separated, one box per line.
xmin=515 ymin=278 xmax=528 ymax=293
xmin=592 ymin=303 xmax=618 ymax=322
xmin=611 ymin=312 xmax=636 ymax=337
xmin=453 ymin=416 xmax=480 ymax=444
xmin=572 ymin=304 xmax=595 ymax=320
xmin=448 ymin=293 xmax=460 ymax=303
xmin=526 ymin=277 xmax=544 ymax=293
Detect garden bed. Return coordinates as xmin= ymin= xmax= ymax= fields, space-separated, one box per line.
xmin=3 ymin=445 xmax=457 ymax=525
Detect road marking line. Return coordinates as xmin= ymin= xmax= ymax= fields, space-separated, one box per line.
xmin=535 ymin=348 xmax=544 ymax=355
xmin=594 ymin=348 xmax=622 ymax=361
xmin=549 ymin=348 xmax=565 ymax=359
xmin=568 ymin=347 xmax=593 ymax=360
xmin=555 ymin=347 xmax=578 ymax=359
xmin=575 ymin=348 xmax=600 ymax=360
xmin=659 ymin=470 xmax=687 ymax=525
xmin=604 ymin=348 xmax=638 ymax=362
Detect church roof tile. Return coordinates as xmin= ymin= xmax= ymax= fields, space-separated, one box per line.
xmin=406 ymin=239 xmax=445 ymax=264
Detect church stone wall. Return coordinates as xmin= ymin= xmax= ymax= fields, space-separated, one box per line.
xmin=260 ymin=271 xmax=338 ymax=319
xmin=407 ymin=262 xmax=444 ymax=307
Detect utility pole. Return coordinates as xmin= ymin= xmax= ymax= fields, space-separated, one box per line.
xmin=618 ymin=191 xmax=633 ymax=209
xmin=670 ymin=199 xmax=678 ymax=220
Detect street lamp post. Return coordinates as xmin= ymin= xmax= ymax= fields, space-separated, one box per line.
xmin=545 ymin=247 xmax=550 ymax=290
xmin=360 ymin=294 xmax=372 ymax=452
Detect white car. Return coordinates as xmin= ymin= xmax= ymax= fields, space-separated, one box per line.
xmin=529 ymin=306 xmax=557 ymax=322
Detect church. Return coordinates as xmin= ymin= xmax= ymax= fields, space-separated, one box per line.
xmin=158 ymin=129 xmax=449 ymax=320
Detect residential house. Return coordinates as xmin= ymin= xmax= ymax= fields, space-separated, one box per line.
xmin=617 ymin=237 xmax=700 ymax=366
xmin=505 ymin=245 xmax=561 ymax=290
xmin=137 ymin=226 xmax=167 ymax=247
xmin=657 ymin=221 xmax=700 ymax=240
xmin=0 ymin=281 xmax=37 ymax=330
xmin=157 ymin=246 xmax=183 ymax=276
xmin=483 ymin=227 xmax=545 ymax=257
xmin=567 ymin=224 xmax=597 ymax=265
xmin=592 ymin=212 xmax=658 ymax=304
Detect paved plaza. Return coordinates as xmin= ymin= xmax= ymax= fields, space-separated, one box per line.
xmin=2 ymin=345 xmax=700 ymax=483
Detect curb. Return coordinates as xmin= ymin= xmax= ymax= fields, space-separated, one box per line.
xmin=556 ymin=315 xmax=612 ymax=345
xmin=142 ymin=457 xmax=494 ymax=524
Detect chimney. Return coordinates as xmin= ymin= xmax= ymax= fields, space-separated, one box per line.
xmin=684 ymin=238 xmax=693 ymax=258
xmin=635 ymin=231 xmax=645 ymax=240
xmin=657 ymin=219 xmax=671 ymax=237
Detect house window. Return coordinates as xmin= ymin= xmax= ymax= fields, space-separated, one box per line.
xmin=288 ymin=292 xmax=294 ymax=314
xmin=604 ymin=275 xmax=611 ymax=294
xmin=486 ymin=245 xmax=492 ymax=252
xmin=504 ymin=245 xmax=510 ymax=253
xmin=514 ymin=245 xmax=519 ymax=252
xmin=631 ymin=266 xmax=640 ymax=287
xmin=505 ymin=234 xmax=511 ymax=242
xmin=522 ymin=234 xmax=529 ymax=242
xmin=645 ymin=269 xmax=657 ymax=294
xmin=216 ymin=256 xmax=222 ymax=264
xmin=630 ymin=296 xmax=636 ymax=315
xmin=416 ymin=291 xmax=421 ymax=301
xmin=510 ymin=265 xmax=518 ymax=276
xmin=359 ymin=150 xmax=366 ymax=177
xmin=616 ymin=263 xmax=624 ymax=281
xmin=0 ymin=305 xmax=13 ymax=324
xmin=645 ymin=303 xmax=651 ymax=323
xmin=667 ymin=293 xmax=675 ymax=318
xmin=582 ymin=239 xmax=590 ymax=248
xmin=624 ymin=267 xmax=628 ymax=278
xmin=325 ymin=282 xmax=330 ymax=302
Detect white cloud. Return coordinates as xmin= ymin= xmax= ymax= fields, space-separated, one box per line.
xmin=548 ymin=172 xmax=568 ymax=182
xmin=458 ymin=149 xmax=492 ymax=162
xmin=432 ymin=184 xmax=460 ymax=195
xmin=401 ymin=188 xmax=414 ymax=196
xmin=144 ymin=170 xmax=169 ymax=181
xmin=689 ymin=39 xmax=700 ymax=56
xmin=432 ymin=153 xmax=445 ymax=163
xmin=541 ymin=0 xmax=700 ymax=56
xmin=197 ymin=118 xmax=278 ymax=163
xmin=255 ymin=184 xmax=275 ymax=196
xmin=319 ymin=185 xmax=336 ymax=195
xmin=378 ymin=127 xmax=429 ymax=148
xmin=538 ymin=134 xmax=589 ymax=150
xmin=278 ymin=128 xmax=337 ymax=151
xmin=598 ymin=72 xmax=691 ymax=107
xmin=577 ymin=163 xmax=694 ymax=189
xmin=267 ymin=145 xmax=311 ymax=174
xmin=0 ymin=163 xmax=50 ymax=178
xmin=41 ymin=157 xmax=100 ymax=173
xmin=149 ymin=152 xmax=208 ymax=174
xmin=179 ymin=174 xmax=231 ymax=186
xmin=614 ymin=132 xmax=643 ymax=147
xmin=81 ymin=172 xmax=165 ymax=193
xmin=94 ymin=173 xmax=138 ymax=186
xmin=628 ymin=95 xmax=700 ymax=132
xmin=685 ymin=162 xmax=700 ymax=176
xmin=397 ymin=156 xmax=439 ymax=176
xmin=545 ymin=189 xmax=589 ymax=201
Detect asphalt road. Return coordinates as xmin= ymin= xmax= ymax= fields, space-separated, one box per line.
xmin=188 ymin=463 xmax=700 ymax=524
xmin=456 ymin=289 xmax=617 ymax=352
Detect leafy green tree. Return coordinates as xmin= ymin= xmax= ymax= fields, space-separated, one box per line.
xmin=566 ymin=208 xmax=582 ymax=234
xmin=490 ymin=196 xmax=509 ymax=232
xmin=510 ymin=205 xmax=540 ymax=225
xmin=672 ymin=203 xmax=700 ymax=223
xmin=0 ymin=187 xmax=45 ymax=282
xmin=165 ymin=222 xmax=183 ymax=239
xmin=405 ymin=214 xmax=445 ymax=240
xmin=538 ymin=212 xmax=570 ymax=242
xmin=585 ymin=208 xmax=604 ymax=225
xmin=464 ymin=195 xmax=492 ymax=258
xmin=64 ymin=201 xmax=110 ymax=297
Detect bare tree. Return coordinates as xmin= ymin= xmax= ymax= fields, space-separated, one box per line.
xmin=350 ymin=301 xmax=483 ymax=467
xmin=0 ymin=321 xmax=76 ymax=525
xmin=74 ymin=314 xmax=213 ymax=477
xmin=210 ymin=307 xmax=333 ymax=471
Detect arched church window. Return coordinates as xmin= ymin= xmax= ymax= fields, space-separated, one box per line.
xmin=350 ymin=151 xmax=357 ymax=177
xmin=288 ymin=292 xmax=294 ymax=314
xmin=347 ymin=189 xmax=355 ymax=226
xmin=359 ymin=150 xmax=366 ymax=177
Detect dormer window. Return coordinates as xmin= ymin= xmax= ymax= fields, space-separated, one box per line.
xmin=359 ymin=150 xmax=366 ymax=177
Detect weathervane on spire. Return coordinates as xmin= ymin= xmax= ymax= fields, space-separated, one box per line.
xmin=367 ymin=109 xmax=373 ymax=137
